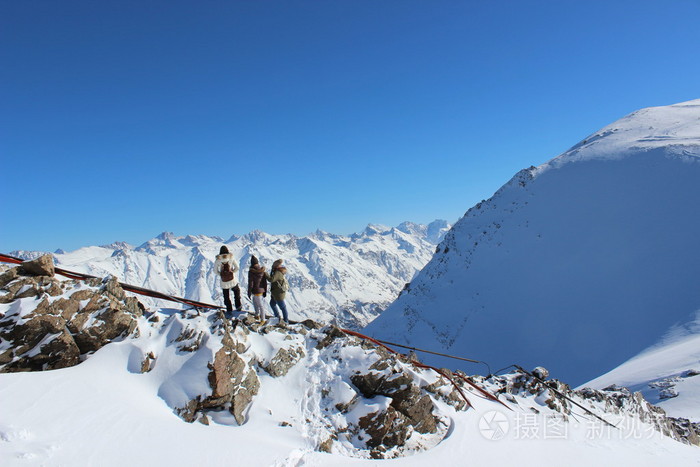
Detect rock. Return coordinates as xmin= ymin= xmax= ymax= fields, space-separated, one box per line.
xmin=357 ymin=406 xmax=409 ymax=449
xmin=318 ymin=437 xmax=334 ymax=453
xmin=101 ymin=276 xmax=126 ymax=301
xmin=0 ymin=267 xmax=19 ymax=288
xmin=176 ymin=398 xmax=201 ymax=423
xmin=315 ymin=325 xmax=347 ymax=349
xmin=350 ymin=368 xmax=413 ymax=398
xmin=393 ymin=391 xmax=437 ymax=434
xmin=348 ymin=357 xmax=441 ymax=450
xmin=0 ymin=313 xmax=80 ymax=372
xmin=659 ymin=388 xmax=679 ymax=400
xmin=0 ymin=274 xmax=144 ymax=373
xmin=181 ymin=332 xmax=262 ymax=426
xmin=207 ymin=338 xmax=248 ymax=402
xmin=263 ymin=346 xmax=305 ymax=377
xmin=141 ymin=352 xmax=156 ymax=373
xmin=20 ymin=254 xmax=55 ymax=277
xmin=230 ymin=369 xmax=261 ymax=425
xmin=300 ymin=319 xmax=323 ymax=330
xmin=72 ymin=305 xmax=139 ymax=354
xmin=532 ymin=366 xmax=549 ymax=380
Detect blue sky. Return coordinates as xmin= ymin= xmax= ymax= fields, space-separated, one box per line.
xmin=2 ymin=0 xmax=699 ymax=253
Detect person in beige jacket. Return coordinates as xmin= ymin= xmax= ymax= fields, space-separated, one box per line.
xmin=215 ymin=246 xmax=241 ymax=312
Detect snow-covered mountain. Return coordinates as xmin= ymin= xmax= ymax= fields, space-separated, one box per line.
xmin=11 ymin=221 xmax=450 ymax=330
xmin=365 ymin=99 xmax=700 ymax=387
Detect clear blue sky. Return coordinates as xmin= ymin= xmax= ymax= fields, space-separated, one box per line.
xmin=2 ymin=0 xmax=699 ymax=253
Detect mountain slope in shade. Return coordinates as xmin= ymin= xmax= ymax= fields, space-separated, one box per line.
xmin=365 ymin=99 xmax=700 ymax=386
xmin=11 ymin=221 xmax=450 ymax=330
xmin=584 ymin=312 xmax=700 ymax=422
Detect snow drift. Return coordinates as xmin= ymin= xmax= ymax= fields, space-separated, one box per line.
xmin=365 ymin=99 xmax=700 ymax=386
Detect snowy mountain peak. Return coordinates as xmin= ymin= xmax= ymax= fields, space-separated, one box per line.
xmin=359 ymin=223 xmax=391 ymax=237
xmin=100 ymin=241 xmax=134 ymax=250
xmin=539 ymin=99 xmax=700 ymax=173
xmin=366 ymin=99 xmax=700 ymax=389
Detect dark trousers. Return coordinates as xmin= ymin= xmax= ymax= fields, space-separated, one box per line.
xmin=223 ymin=285 xmax=242 ymax=312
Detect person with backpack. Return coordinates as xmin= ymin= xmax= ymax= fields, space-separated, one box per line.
xmin=215 ymin=246 xmax=241 ymax=313
xmin=267 ymin=258 xmax=289 ymax=324
xmin=247 ymin=255 xmax=268 ymax=322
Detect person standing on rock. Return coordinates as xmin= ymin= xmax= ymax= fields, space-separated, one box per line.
xmin=247 ymin=255 xmax=268 ymax=322
xmin=215 ymin=246 xmax=241 ymax=313
xmin=267 ymin=259 xmax=290 ymax=324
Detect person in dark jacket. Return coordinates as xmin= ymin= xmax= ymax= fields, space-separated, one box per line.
xmin=215 ymin=246 xmax=241 ymax=313
xmin=267 ymin=258 xmax=289 ymax=323
xmin=247 ymin=255 xmax=268 ymax=321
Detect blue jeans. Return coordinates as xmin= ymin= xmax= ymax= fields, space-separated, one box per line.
xmin=270 ymin=298 xmax=288 ymax=322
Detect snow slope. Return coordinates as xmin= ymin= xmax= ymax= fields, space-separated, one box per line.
xmin=365 ymin=99 xmax=700 ymax=387
xmin=1 ymin=289 xmax=698 ymax=466
xmin=585 ymin=311 xmax=700 ymax=422
xmin=11 ymin=221 xmax=449 ymax=330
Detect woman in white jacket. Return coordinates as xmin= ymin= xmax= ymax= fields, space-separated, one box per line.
xmin=215 ymin=246 xmax=241 ymax=312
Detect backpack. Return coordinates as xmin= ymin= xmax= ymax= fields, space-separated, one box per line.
xmin=221 ymin=262 xmax=234 ymax=282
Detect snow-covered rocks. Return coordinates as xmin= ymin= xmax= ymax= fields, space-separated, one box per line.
xmin=0 ymin=264 xmax=143 ymax=372
xmin=1 ymin=273 xmax=700 ymax=464
xmin=477 ymin=368 xmax=700 ymax=447
xmin=157 ymin=312 xmax=461 ymax=458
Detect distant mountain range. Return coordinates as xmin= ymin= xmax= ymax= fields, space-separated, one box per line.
xmin=11 ymin=220 xmax=450 ymax=330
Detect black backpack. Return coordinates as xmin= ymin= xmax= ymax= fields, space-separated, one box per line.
xmin=221 ymin=262 xmax=234 ymax=282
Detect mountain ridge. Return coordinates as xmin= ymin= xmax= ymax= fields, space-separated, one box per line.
xmin=9 ymin=220 xmax=451 ymax=330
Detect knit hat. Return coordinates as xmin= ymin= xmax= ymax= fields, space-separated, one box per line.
xmin=219 ymin=245 xmax=229 ymax=255
xmin=250 ymin=255 xmax=259 ymax=266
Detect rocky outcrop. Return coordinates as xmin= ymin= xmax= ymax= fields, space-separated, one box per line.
xmin=0 ymin=266 xmax=144 ymax=372
xmin=176 ymin=326 xmax=260 ymax=426
xmin=349 ymin=356 xmax=441 ymax=450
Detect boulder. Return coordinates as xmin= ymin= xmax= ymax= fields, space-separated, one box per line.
xmin=20 ymin=254 xmax=55 ymax=277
